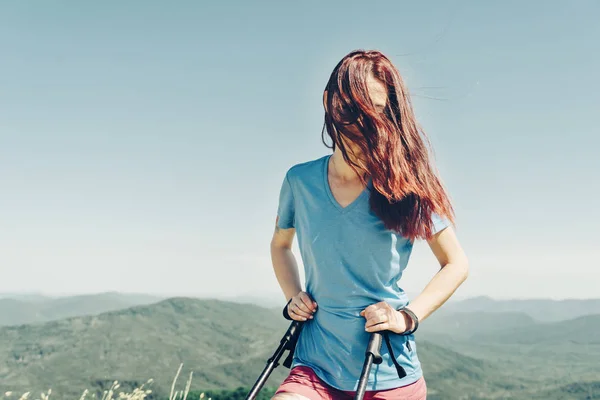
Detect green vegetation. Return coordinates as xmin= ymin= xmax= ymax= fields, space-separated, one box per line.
xmin=187 ymin=387 xmax=278 ymax=400
xmin=0 ymin=298 xmax=290 ymax=399
xmin=0 ymin=296 xmax=598 ymax=399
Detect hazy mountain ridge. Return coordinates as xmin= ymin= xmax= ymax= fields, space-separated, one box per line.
xmin=470 ymin=313 xmax=600 ymax=344
xmin=0 ymin=297 xmax=521 ymax=399
xmin=447 ymin=295 xmax=600 ymax=322
xmin=1 ymin=296 xmax=599 ymax=399
xmin=0 ymin=297 xmax=291 ymax=398
xmin=421 ymin=309 xmax=600 ymax=344
xmin=419 ymin=310 xmax=537 ymax=339
xmin=3 ymin=291 xmax=600 ymax=327
xmin=0 ymin=292 xmax=164 ymax=327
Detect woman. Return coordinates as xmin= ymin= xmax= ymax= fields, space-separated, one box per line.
xmin=270 ymin=49 xmax=469 ymax=400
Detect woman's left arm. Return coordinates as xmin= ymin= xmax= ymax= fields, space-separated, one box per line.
xmin=405 ymin=226 xmax=469 ymax=324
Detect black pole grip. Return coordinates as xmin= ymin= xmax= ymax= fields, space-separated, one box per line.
xmin=365 ymin=332 xmax=383 ymax=364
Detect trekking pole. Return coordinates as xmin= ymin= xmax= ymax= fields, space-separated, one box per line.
xmin=355 ymin=332 xmax=383 ymax=400
xmin=245 ymin=320 xmax=304 ymax=400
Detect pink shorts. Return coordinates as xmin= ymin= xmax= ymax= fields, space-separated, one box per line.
xmin=275 ymin=366 xmax=427 ymax=400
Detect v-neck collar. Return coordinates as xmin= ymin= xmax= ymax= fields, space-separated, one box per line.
xmin=323 ymin=154 xmax=371 ymax=213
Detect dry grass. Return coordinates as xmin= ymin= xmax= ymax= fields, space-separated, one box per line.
xmin=1 ymin=363 xmax=208 ymax=400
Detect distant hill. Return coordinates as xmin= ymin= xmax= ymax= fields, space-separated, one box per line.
xmin=1 ymin=296 xmax=599 ymax=399
xmin=0 ymin=297 xmax=523 ymax=399
xmin=471 ymin=314 xmax=600 ymax=345
xmin=210 ymin=294 xmax=284 ymax=309
xmin=0 ymin=298 xmax=42 ymax=327
xmin=417 ymin=309 xmax=599 ymax=344
xmin=218 ymin=294 xmax=600 ymax=324
xmin=530 ymin=380 xmax=600 ymax=399
xmin=419 ymin=310 xmax=537 ymax=339
xmin=0 ymin=292 xmax=52 ymax=302
xmin=417 ymin=341 xmax=527 ymax=399
xmin=446 ymin=296 xmax=600 ymax=322
xmin=0 ymin=297 xmax=292 ymax=398
xmin=0 ymin=292 xmax=163 ymax=326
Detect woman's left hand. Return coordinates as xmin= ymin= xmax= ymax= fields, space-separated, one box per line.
xmin=360 ymin=301 xmax=408 ymax=334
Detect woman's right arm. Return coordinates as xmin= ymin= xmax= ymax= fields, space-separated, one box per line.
xmin=270 ymin=217 xmax=302 ymax=301
xmin=270 ymin=218 xmax=316 ymax=320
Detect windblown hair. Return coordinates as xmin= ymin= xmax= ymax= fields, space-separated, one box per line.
xmin=321 ymin=49 xmax=454 ymax=241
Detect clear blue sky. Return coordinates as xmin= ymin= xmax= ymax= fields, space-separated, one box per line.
xmin=1 ymin=1 xmax=598 ymax=300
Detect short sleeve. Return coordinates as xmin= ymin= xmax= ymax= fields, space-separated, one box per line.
xmin=276 ymin=172 xmax=295 ymax=229
xmin=431 ymin=212 xmax=451 ymax=235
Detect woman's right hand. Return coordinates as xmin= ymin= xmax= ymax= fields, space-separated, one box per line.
xmin=287 ymin=291 xmax=318 ymax=321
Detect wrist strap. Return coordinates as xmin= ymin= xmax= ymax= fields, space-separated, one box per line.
xmin=382 ymin=331 xmax=408 ymax=378
xmin=283 ymin=298 xmax=293 ymax=320
xmin=397 ymin=307 xmax=419 ymax=335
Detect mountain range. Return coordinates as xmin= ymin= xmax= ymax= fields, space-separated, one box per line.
xmin=3 ymin=292 xmax=600 ymax=328
xmin=0 ymin=291 xmax=163 ymax=327
xmin=0 ymin=295 xmax=598 ymax=399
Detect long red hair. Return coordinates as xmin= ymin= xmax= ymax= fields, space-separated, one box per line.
xmin=321 ymin=49 xmax=454 ymax=241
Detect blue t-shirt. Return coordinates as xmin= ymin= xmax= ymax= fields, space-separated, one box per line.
xmin=276 ymin=154 xmax=450 ymax=391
